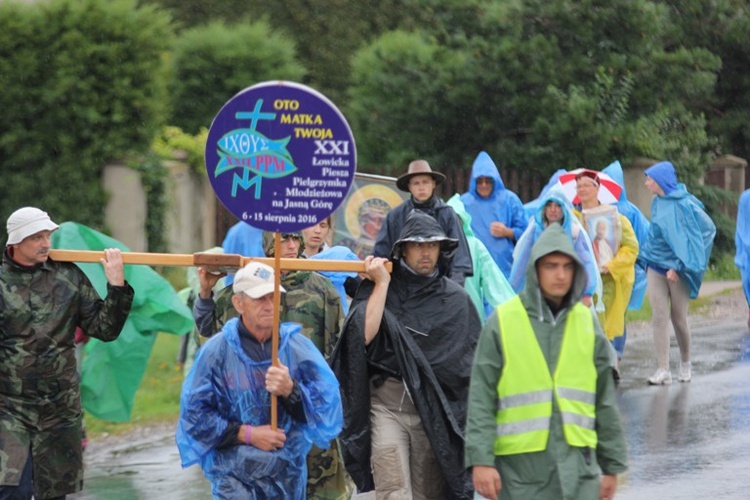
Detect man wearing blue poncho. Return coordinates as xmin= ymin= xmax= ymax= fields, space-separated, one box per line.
xmin=176 ymin=262 xmax=343 ymax=498
xmin=460 ymin=151 xmax=528 ymax=278
xmin=736 ymin=188 xmax=750 ymax=328
xmin=641 ymin=161 xmax=716 ymax=385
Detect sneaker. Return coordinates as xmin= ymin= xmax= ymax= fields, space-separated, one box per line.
xmin=677 ymin=362 xmax=692 ymax=382
xmin=647 ymin=368 xmax=672 ymax=385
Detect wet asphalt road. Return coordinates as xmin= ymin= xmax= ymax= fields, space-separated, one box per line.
xmin=71 ymin=292 xmax=750 ymax=499
xmin=616 ymin=315 xmax=750 ymax=498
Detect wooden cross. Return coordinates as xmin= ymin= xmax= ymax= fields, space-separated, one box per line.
xmin=50 ymin=239 xmax=391 ymax=429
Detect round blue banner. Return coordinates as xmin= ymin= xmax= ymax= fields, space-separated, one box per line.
xmin=205 ymin=81 xmax=356 ymax=233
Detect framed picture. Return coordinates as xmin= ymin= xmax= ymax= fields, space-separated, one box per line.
xmin=332 ymin=172 xmax=408 ymax=259
xmin=581 ymin=204 xmax=621 ymax=270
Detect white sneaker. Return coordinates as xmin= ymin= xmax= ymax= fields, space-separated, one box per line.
xmin=677 ymin=362 xmax=692 ymax=382
xmin=648 ymin=368 xmax=672 ymax=385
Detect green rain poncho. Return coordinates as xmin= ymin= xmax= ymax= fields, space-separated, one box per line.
xmin=446 ymin=194 xmax=515 ymax=321
xmin=52 ymin=222 xmax=193 ymax=421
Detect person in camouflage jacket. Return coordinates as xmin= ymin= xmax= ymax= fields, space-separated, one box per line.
xmin=193 ymin=231 xmax=350 ymax=499
xmin=0 ymin=207 xmax=134 ymax=499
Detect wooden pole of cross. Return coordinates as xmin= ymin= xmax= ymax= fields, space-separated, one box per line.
xmin=271 ymin=233 xmax=282 ymax=429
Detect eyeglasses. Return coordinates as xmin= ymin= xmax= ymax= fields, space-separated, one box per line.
xmin=476 ymin=178 xmax=493 ymax=185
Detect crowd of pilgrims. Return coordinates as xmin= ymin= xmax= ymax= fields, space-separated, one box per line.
xmin=176 ymin=151 xmax=717 ymax=499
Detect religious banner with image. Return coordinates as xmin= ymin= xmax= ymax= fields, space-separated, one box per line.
xmin=581 ymin=204 xmax=621 ymax=271
xmin=331 ymin=173 xmax=407 ymax=259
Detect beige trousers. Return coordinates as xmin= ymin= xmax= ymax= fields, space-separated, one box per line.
xmin=369 ymin=377 xmax=445 ymax=499
xmin=647 ymin=268 xmax=692 ymax=369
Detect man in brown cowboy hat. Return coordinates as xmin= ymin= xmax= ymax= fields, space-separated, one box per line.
xmin=372 ymin=160 xmax=473 ymax=285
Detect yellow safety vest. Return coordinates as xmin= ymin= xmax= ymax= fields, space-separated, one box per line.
xmin=494 ymin=295 xmax=597 ymax=455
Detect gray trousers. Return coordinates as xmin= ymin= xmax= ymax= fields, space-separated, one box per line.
xmin=647 ymin=269 xmax=692 ymax=369
xmin=370 ymin=377 xmax=445 ymax=499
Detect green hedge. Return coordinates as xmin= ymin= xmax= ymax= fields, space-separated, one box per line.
xmin=167 ymin=19 xmax=306 ymax=134
xmin=0 ymin=0 xmax=173 ymax=230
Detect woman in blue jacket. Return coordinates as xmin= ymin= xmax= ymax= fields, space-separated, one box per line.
xmin=641 ymin=161 xmax=716 ymax=385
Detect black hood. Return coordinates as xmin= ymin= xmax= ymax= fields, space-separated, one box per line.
xmin=390 ymin=210 xmax=459 ymax=261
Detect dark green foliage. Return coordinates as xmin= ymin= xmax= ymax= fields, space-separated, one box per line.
xmin=3 ymin=0 xmax=747 ymax=258
xmin=146 ymin=0 xmax=414 ymax=105
xmin=347 ymin=31 xmax=463 ymax=174
xmin=166 ymin=20 xmax=306 ymax=134
xmin=346 ymin=0 xmax=719 ymax=172
xmin=340 ymin=0 xmax=742 ymax=255
xmin=0 ymin=0 xmax=172 ymax=230
xmin=653 ymin=0 xmax=750 ymax=161
xmin=129 ymin=153 xmax=169 ymax=253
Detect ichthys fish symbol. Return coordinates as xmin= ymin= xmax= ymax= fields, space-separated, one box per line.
xmin=214 ymin=129 xmax=297 ymax=199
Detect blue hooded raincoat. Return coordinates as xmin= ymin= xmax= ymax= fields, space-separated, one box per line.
xmin=222 ymin=222 xmax=265 ymax=285
xmin=176 ymin=319 xmax=343 ymax=499
xmin=641 ymin=161 xmax=716 ymax=299
xmin=510 ymin=188 xmax=602 ymax=303
xmin=461 ymin=151 xmax=528 ymax=278
xmin=522 ymin=168 xmax=568 ymax=220
xmin=735 ymin=189 xmax=750 ymax=306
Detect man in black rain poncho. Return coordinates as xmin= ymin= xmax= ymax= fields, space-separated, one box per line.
xmin=331 ymin=210 xmax=481 ymax=499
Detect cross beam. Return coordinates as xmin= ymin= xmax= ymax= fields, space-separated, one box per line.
xmin=49 ymin=249 xmax=391 ymax=273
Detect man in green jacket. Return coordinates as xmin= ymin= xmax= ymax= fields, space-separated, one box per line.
xmin=0 ymin=207 xmax=134 ymax=499
xmin=465 ymin=223 xmax=627 ymax=500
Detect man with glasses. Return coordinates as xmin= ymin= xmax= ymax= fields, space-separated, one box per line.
xmin=0 ymin=207 xmax=134 ymax=500
xmin=372 ymin=159 xmax=473 ymax=285
xmin=460 ymin=151 xmax=528 ymax=278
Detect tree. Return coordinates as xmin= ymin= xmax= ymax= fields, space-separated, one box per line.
xmin=346 ymin=0 xmax=723 ymax=180
xmin=0 ymin=0 xmax=173 ymax=227
xmin=653 ymin=0 xmax=750 ymax=161
xmin=167 ymin=20 xmax=305 ymax=134
xmin=347 ymin=31 xmax=467 ymax=173
xmin=146 ymin=0 xmax=416 ymax=106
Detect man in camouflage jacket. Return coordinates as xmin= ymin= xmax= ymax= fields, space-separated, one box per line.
xmin=0 ymin=207 xmax=134 ymax=499
xmin=193 ymin=230 xmax=349 ymax=499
